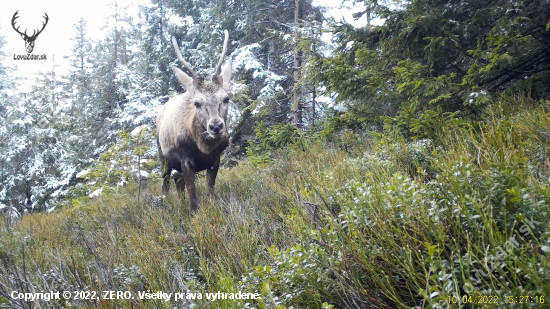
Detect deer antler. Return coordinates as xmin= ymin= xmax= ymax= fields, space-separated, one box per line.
xmin=11 ymin=11 xmax=49 ymax=39
xmin=11 ymin=11 xmax=26 ymax=37
xmin=172 ymin=36 xmax=197 ymax=78
xmin=213 ymin=30 xmax=229 ymax=77
xmin=29 ymin=13 xmax=49 ymax=39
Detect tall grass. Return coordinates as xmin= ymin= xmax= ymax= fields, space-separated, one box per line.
xmin=1 ymin=98 xmax=549 ymax=308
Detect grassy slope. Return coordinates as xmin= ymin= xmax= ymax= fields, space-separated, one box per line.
xmin=1 ymin=98 xmax=550 ymax=309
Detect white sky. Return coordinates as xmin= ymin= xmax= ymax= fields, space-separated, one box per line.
xmin=0 ymin=0 xmax=375 ymax=91
xmin=313 ymin=0 xmax=381 ymax=28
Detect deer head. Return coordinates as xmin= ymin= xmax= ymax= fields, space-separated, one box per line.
xmin=12 ymin=11 xmax=49 ymax=54
xmin=171 ymin=30 xmax=232 ymax=138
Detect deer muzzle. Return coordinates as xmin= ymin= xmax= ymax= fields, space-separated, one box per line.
xmin=207 ymin=119 xmax=225 ymax=135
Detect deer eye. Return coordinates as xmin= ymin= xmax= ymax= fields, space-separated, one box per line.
xmin=223 ymin=97 xmax=230 ymax=104
xmin=194 ymin=101 xmax=201 ymax=108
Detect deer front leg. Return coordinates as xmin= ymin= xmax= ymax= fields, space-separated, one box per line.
xmin=173 ymin=172 xmax=186 ymax=199
xmin=159 ymin=152 xmax=171 ymax=194
xmin=181 ymin=160 xmax=199 ymax=212
xmin=206 ymin=156 xmax=220 ymax=193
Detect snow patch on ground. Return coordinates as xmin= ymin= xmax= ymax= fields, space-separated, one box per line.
xmin=89 ymin=187 xmax=103 ymax=198
xmin=77 ymin=169 xmax=90 ymax=178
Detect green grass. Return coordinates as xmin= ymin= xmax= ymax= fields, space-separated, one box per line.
xmin=1 ymin=98 xmax=550 ymax=308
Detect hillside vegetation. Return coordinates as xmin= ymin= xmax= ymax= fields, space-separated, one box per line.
xmin=2 ymin=0 xmax=550 ymax=308
xmin=1 ymin=96 xmax=549 ymax=308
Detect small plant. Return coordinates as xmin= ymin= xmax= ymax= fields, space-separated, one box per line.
xmin=247 ymin=121 xmax=319 ymax=164
xmin=67 ymin=127 xmax=157 ymax=201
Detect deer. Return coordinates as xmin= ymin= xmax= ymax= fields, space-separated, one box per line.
xmin=157 ymin=30 xmax=232 ymax=213
xmin=11 ymin=11 xmax=49 ymax=54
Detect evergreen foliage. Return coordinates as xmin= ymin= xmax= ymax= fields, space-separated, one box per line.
xmin=312 ymin=0 xmax=550 ymax=134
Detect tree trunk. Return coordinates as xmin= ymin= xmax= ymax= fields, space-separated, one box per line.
xmin=312 ymin=86 xmax=316 ymax=126
xmin=159 ymin=4 xmax=168 ymax=96
xmin=110 ymin=1 xmax=119 ymax=111
xmin=292 ymin=0 xmax=303 ymax=126
xmin=79 ymin=22 xmax=85 ymax=72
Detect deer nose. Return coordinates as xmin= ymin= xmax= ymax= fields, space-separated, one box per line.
xmin=209 ymin=122 xmax=224 ymax=134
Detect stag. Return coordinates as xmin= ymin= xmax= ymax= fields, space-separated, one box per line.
xmin=12 ymin=11 xmax=49 ymax=54
xmin=157 ymin=30 xmax=232 ymax=212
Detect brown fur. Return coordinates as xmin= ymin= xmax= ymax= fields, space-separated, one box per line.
xmin=157 ymin=31 xmax=232 ymax=213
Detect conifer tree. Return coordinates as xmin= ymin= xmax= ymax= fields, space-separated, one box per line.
xmin=311 ymin=0 xmax=550 ymax=134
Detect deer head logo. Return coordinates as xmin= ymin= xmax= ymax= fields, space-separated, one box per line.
xmin=12 ymin=11 xmax=49 ymax=54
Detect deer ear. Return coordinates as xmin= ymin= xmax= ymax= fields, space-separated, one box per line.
xmin=220 ymin=59 xmax=232 ymax=91
xmin=173 ymin=67 xmax=194 ymax=91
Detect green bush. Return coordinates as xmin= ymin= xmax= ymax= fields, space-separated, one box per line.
xmin=236 ymin=100 xmax=550 ymax=308
xmin=66 ymin=128 xmax=157 ymax=203
xmin=247 ymin=121 xmax=320 ymax=164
